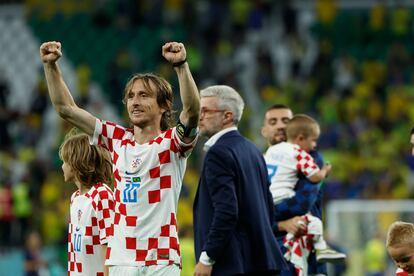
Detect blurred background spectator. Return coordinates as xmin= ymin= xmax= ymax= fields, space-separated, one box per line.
xmin=24 ymin=231 xmax=48 ymax=276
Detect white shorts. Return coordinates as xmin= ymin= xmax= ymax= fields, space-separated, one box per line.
xmin=109 ymin=265 xmax=180 ymax=276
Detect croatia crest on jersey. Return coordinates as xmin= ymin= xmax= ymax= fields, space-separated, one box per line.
xmin=77 ymin=209 xmax=82 ymax=223
xmin=132 ymin=157 xmax=142 ymax=168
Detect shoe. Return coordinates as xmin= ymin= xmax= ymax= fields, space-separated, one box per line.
xmin=316 ymin=247 xmax=346 ymax=263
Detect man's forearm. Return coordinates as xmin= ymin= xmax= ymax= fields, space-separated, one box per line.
xmin=43 ymin=62 xmax=96 ymax=135
xmin=43 ymin=62 xmax=76 ymax=113
xmin=175 ymin=62 xmax=200 ymax=128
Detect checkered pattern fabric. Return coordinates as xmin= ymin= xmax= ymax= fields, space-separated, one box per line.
xmin=264 ymin=142 xmax=320 ymax=205
xmin=90 ymin=119 xmax=197 ymax=267
xmin=68 ymin=183 xmax=114 ymax=275
xmin=282 ymin=214 xmax=326 ymax=276
xmin=283 ymin=233 xmax=313 ymax=276
xmin=396 ymin=268 xmax=410 ymax=275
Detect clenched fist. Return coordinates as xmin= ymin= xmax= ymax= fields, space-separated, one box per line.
xmin=40 ymin=41 xmax=62 ymax=64
xmin=162 ymin=42 xmax=187 ymax=65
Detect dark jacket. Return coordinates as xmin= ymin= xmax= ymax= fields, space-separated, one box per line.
xmin=194 ymin=130 xmax=287 ymax=275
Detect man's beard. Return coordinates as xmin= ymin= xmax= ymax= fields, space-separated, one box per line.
xmin=270 ymin=133 xmax=286 ymax=145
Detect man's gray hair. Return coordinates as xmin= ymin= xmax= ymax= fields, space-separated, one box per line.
xmin=200 ymin=85 xmax=245 ymax=125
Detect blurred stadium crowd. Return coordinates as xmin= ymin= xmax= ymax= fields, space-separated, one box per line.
xmin=2 ymin=0 xmax=414 ymax=274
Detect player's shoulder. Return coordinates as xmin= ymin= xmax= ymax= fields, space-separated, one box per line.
xmin=161 ymin=128 xmax=174 ymax=138
xmin=101 ymin=120 xmax=134 ymax=138
xmin=149 ymin=128 xmax=174 ymax=145
xmin=101 ymin=120 xmax=122 ymax=127
xmin=70 ymin=190 xmax=81 ymax=202
xmin=94 ymin=183 xmax=113 ymax=193
xmin=87 ymin=183 xmax=114 ymax=200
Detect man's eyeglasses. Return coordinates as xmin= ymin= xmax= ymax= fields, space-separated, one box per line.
xmin=200 ymin=108 xmax=226 ymax=116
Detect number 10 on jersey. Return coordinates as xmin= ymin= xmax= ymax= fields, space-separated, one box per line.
xmin=123 ymin=183 xmax=141 ymax=203
xmin=123 ymin=176 xmax=141 ymax=203
xmin=73 ymin=233 xmax=82 ymax=252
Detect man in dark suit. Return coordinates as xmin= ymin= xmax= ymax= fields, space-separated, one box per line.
xmin=193 ymin=85 xmax=286 ymax=276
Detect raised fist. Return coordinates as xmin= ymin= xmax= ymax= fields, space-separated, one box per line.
xmin=162 ymin=42 xmax=186 ymax=65
xmin=40 ymin=41 xmax=62 ymax=64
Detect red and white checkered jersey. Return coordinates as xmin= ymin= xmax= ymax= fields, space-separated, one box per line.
xmin=68 ymin=183 xmax=114 ymax=275
xmin=89 ymin=119 xmax=197 ymax=267
xmin=396 ymin=268 xmax=410 ymax=275
xmin=264 ymin=142 xmax=319 ymax=204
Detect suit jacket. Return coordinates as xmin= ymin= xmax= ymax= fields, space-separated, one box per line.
xmin=194 ymin=130 xmax=287 ymax=275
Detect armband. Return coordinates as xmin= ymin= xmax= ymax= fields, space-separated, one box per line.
xmin=176 ymin=120 xmax=198 ymax=139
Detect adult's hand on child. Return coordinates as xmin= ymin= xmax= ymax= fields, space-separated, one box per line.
xmin=278 ymin=216 xmax=308 ymax=237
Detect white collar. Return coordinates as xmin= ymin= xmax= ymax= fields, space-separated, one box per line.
xmin=203 ymin=126 xmax=238 ymax=152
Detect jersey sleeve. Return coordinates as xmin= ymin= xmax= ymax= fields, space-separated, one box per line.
xmin=170 ymin=126 xmax=199 ymax=157
xmin=70 ymin=190 xmax=79 ymax=204
xmin=89 ymin=119 xmax=128 ymax=153
xmin=92 ymin=186 xmax=114 ymax=244
xmin=294 ymin=148 xmax=320 ymax=178
xmin=69 ymin=191 xmax=79 ymax=224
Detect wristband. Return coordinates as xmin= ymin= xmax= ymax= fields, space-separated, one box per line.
xmin=172 ymin=59 xmax=187 ymax=67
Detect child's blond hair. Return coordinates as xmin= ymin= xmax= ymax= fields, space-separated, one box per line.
xmin=386 ymin=221 xmax=414 ymax=248
xmin=59 ymin=129 xmax=113 ymax=188
xmin=286 ymin=114 xmax=320 ymax=141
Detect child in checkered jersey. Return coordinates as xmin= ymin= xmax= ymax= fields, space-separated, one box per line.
xmin=59 ymin=130 xmax=114 ymax=276
xmin=264 ymin=114 xmax=346 ymax=265
xmin=387 ymin=221 xmax=414 ymax=276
